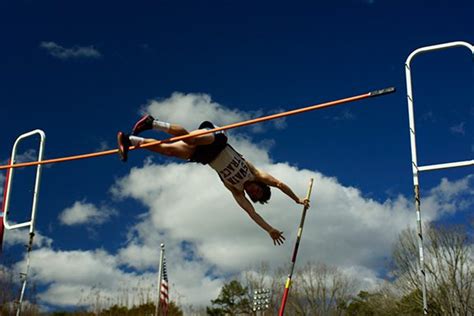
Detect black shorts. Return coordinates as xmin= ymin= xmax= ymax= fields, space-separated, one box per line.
xmin=189 ymin=121 xmax=228 ymax=165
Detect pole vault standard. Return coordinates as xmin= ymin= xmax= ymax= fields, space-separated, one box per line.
xmin=0 ymin=159 xmax=11 ymax=251
xmin=0 ymin=87 xmax=395 ymax=171
xmin=278 ymin=178 xmax=314 ymax=316
xmin=405 ymin=41 xmax=473 ymax=315
xmin=2 ymin=129 xmax=46 ymax=316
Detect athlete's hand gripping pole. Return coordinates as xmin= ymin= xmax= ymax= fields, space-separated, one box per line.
xmin=278 ymin=178 xmax=314 ymax=316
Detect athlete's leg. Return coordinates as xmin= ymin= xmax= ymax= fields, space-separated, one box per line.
xmin=138 ymin=137 xmax=195 ymax=160
xmin=133 ymin=115 xmax=191 ymax=136
xmin=132 ymin=115 xmax=217 ymax=148
xmin=146 ymin=123 xmax=215 ymax=146
xmin=118 ymin=132 xmax=196 ymax=162
xmin=150 ymin=121 xmax=215 ymax=146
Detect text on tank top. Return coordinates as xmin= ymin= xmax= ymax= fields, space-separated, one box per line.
xmin=209 ymin=145 xmax=254 ymax=191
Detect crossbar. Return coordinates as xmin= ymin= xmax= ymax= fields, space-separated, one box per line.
xmin=0 ymin=87 xmax=395 ymax=171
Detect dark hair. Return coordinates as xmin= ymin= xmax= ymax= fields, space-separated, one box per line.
xmin=247 ymin=181 xmax=271 ymax=204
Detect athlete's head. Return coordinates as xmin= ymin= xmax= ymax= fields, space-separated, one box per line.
xmin=244 ymin=180 xmax=271 ymax=204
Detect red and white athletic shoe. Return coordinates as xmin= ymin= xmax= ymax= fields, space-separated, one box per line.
xmin=117 ymin=131 xmax=131 ymax=162
xmin=132 ymin=114 xmax=155 ymax=135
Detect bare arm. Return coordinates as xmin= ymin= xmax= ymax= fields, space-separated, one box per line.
xmin=246 ymin=161 xmax=309 ymax=206
xmin=232 ymin=191 xmax=273 ymax=231
xmin=223 ymin=182 xmax=285 ymax=245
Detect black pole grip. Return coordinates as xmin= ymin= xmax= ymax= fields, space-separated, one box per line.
xmin=369 ymin=87 xmax=396 ymax=97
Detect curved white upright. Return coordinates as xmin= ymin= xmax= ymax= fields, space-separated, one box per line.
xmin=405 ymin=41 xmax=473 ymax=315
xmin=2 ymin=129 xmax=46 ymax=316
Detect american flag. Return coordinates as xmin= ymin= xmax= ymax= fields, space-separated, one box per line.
xmin=159 ymin=256 xmax=169 ymax=316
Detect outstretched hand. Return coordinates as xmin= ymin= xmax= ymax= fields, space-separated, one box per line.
xmin=269 ymin=229 xmax=285 ymax=246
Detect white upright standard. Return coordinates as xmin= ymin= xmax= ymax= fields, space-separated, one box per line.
xmin=405 ymin=41 xmax=474 ymax=315
xmin=3 ymin=129 xmax=46 ymax=316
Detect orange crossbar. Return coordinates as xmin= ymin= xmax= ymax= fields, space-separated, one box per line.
xmin=0 ymin=87 xmax=395 ymax=171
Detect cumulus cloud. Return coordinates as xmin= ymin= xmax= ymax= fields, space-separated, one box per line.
xmin=14 ymin=149 xmax=38 ymax=163
xmin=15 ymin=248 xmax=155 ymax=307
xmin=13 ymin=246 xmax=222 ymax=308
xmin=450 ymin=121 xmax=466 ymax=135
xmin=108 ymin=154 xmax=473 ymax=307
xmin=10 ymin=92 xmax=474 ymax=309
xmin=421 ymin=110 xmax=436 ymax=122
xmin=327 ymin=109 xmax=356 ymax=121
xmin=3 ymin=228 xmax=53 ymax=249
xmin=141 ymin=92 xmax=285 ymax=134
xmin=423 ymin=175 xmax=474 ymax=214
xmin=96 ymin=141 xmax=111 ymax=151
xmin=112 ymin=160 xmax=409 ymax=272
xmin=21 ymin=167 xmax=472 ymax=308
xmin=58 ymin=201 xmax=116 ymax=226
xmin=40 ymin=41 xmax=101 ymax=60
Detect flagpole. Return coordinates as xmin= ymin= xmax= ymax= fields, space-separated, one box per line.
xmin=155 ymin=243 xmax=165 ymax=316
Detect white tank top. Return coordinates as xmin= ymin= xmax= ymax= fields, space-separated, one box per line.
xmin=209 ymin=145 xmax=254 ymax=191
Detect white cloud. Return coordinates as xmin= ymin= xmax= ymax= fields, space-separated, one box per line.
xmin=14 ymin=246 xmax=222 ymax=308
xmin=327 ymin=109 xmax=356 ymax=121
xmin=422 ymin=175 xmax=474 ymax=215
xmin=15 ymin=149 xmax=38 ymax=163
xmin=109 ymin=150 xmax=473 ymax=307
xmin=96 ymin=141 xmax=111 ymax=151
xmin=3 ymin=228 xmax=53 ymax=249
xmin=40 ymin=42 xmax=101 ymax=60
xmin=16 ymin=248 xmax=153 ymax=307
xmin=141 ymin=92 xmax=284 ymax=134
xmin=450 ymin=121 xmax=466 ymax=135
xmin=421 ymin=111 xmax=436 ymax=122
xmin=428 ymin=175 xmax=473 ymax=200
xmin=58 ymin=201 xmax=116 ymax=226
xmin=9 ymin=92 xmax=474 ymax=310
xmin=20 ymin=169 xmax=471 ymax=309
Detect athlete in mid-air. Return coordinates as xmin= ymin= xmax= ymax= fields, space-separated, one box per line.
xmin=117 ymin=115 xmax=309 ymax=245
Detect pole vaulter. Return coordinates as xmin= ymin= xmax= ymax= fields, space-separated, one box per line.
xmin=278 ymin=178 xmax=314 ymax=316
xmin=0 ymin=87 xmax=395 ymax=171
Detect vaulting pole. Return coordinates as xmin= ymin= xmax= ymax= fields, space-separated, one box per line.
xmin=0 ymin=87 xmax=395 ymax=171
xmin=278 ymin=178 xmax=314 ymax=316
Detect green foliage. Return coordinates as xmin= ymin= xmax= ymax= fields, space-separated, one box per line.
xmin=206 ymin=280 xmax=251 ymax=316
xmin=396 ymin=289 xmax=424 ymax=315
xmin=346 ymin=291 xmax=376 ymax=316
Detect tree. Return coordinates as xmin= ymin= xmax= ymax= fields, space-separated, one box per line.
xmin=0 ymin=263 xmax=40 ymax=316
xmin=392 ymin=224 xmax=474 ymax=315
xmin=346 ymin=291 xmax=377 ymax=316
xmin=396 ymin=289 xmax=425 ymax=315
xmin=207 ymin=280 xmax=252 ymax=315
xmin=346 ymin=287 xmax=422 ymax=316
xmin=286 ymin=261 xmax=356 ymax=315
xmin=244 ymin=262 xmax=279 ymax=314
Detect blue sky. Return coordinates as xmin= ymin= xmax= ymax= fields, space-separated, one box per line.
xmin=1 ymin=0 xmax=473 ymax=311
